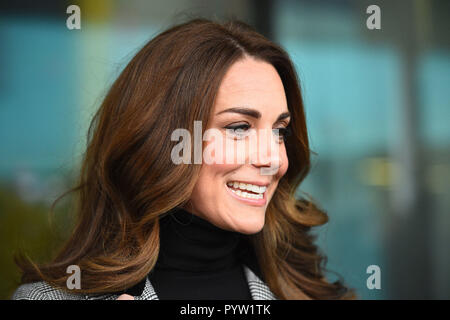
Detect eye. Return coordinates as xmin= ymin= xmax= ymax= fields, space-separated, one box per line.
xmin=273 ymin=126 xmax=292 ymax=143
xmin=224 ymin=123 xmax=251 ymax=138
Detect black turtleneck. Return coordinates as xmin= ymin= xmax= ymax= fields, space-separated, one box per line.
xmin=148 ymin=207 xmax=255 ymax=300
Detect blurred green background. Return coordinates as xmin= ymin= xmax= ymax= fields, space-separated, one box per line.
xmin=1 ymin=0 xmax=449 ymax=299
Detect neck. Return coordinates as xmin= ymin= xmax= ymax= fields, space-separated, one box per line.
xmin=155 ymin=207 xmax=243 ymax=273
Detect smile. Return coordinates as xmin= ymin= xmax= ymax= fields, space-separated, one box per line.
xmin=225 ymin=181 xmax=268 ymax=206
xmin=226 ymin=181 xmax=266 ymax=199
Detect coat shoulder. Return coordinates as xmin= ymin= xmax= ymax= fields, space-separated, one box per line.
xmin=11 ymin=281 xmax=86 ymax=300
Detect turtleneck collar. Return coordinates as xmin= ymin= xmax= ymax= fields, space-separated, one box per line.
xmin=154 ymin=207 xmax=243 ymax=273
xmin=117 ymin=207 xmax=263 ymax=297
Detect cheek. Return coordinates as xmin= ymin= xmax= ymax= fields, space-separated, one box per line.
xmin=191 ymin=138 xmax=242 ymax=205
xmin=190 ymin=162 xmax=234 ymax=201
xmin=203 ymin=133 xmax=244 ymax=168
xmin=189 ymin=161 xmax=236 ymax=222
xmin=278 ymin=147 xmax=289 ymax=178
xmin=189 ymin=168 xmax=211 ymax=213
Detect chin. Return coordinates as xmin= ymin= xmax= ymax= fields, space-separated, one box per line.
xmin=231 ymin=215 xmax=266 ymax=235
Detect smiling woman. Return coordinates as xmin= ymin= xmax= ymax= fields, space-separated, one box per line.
xmin=12 ymin=18 xmax=355 ymax=300
xmin=187 ymin=57 xmax=291 ymax=235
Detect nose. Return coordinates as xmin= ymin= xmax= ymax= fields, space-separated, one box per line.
xmin=249 ymin=129 xmax=282 ymax=175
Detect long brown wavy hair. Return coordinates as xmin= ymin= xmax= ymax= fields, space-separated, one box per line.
xmin=15 ymin=18 xmax=354 ymax=299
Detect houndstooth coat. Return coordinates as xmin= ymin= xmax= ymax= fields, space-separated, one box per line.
xmin=11 ymin=264 xmax=277 ymax=300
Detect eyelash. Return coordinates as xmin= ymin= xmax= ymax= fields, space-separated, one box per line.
xmin=224 ymin=123 xmax=292 ymax=143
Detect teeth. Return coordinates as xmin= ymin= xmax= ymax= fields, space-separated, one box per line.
xmin=230 ymin=188 xmax=263 ymax=199
xmin=226 ymin=181 xmax=267 ymax=197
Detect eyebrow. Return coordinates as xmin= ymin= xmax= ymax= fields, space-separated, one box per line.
xmin=216 ymin=107 xmax=291 ymax=122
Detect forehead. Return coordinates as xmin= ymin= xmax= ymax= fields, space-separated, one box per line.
xmin=213 ymin=57 xmax=288 ymax=114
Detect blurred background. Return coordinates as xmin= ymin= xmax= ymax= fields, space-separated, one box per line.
xmin=1 ymin=0 xmax=449 ymax=299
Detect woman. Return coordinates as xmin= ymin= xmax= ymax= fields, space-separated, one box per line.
xmin=12 ymin=18 xmax=354 ymax=300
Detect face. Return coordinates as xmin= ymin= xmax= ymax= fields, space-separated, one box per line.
xmin=188 ymin=56 xmax=290 ymax=234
